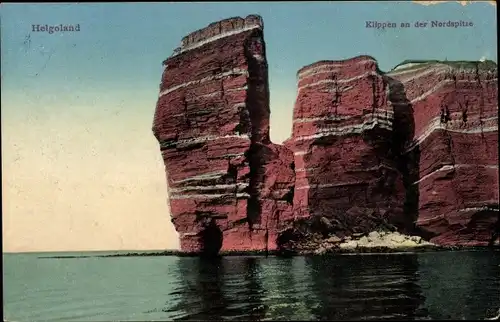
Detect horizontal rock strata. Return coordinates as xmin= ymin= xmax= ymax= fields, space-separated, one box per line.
xmin=153 ymin=15 xmax=499 ymax=254
xmin=153 ymin=15 xmax=294 ymax=254
xmin=386 ymin=61 xmax=499 ymax=246
xmin=288 ymin=56 xmax=409 ymax=236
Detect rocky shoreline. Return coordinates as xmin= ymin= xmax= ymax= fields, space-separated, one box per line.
xmin=296 ymin=230 xmax=437 ymax=255
xmin=38 ymin=232 xmax=499 ymax=259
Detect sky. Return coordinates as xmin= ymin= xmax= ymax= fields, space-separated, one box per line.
xmin=1 ymin=1 xmax=497 ymax=253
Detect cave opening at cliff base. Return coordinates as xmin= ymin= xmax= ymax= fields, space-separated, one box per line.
xmin=199 ymin=219 xmax=223 ymax=257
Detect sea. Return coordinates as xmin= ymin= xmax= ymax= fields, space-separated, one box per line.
xmin=3 ymin=250 xmax=500 ymax=321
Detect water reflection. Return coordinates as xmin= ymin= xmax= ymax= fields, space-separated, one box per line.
xmin=259 ymin=257 xmax=319 ymax=320
xmin=306 ymin=254 xmax=428 ymax=320
xmin=164 ymin=257 xmax=228 ymax=320
xmin=165 ymin=257 xmax=267 ymax=320
xmin=166 ymin=254 xmax=433 ymax=320
xmin=4 ymin=251 xmax=500 ymax=321
xmin=222 ymin=256 xmax=266 ymax=320
xmin=418 ymin=250 xmax=500 ymax=320
xmin=163 ymin=251 xmax=500 ymax=320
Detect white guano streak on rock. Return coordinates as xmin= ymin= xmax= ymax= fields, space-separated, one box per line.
xmin=294 ymin=167 xmax=318 ymax=172
xmin=294 ymin=118 xmax=392 ymax=141
xmin=458 ymin=207 xmax=500 ymax=212
xmin=316 ymin=117 xmax=392 ymax=133
xmin=169 ymin=183 xmax=249 ymax=193
xmin=198 ymin=87 xmax=248 ymax=99
xmin=297 ymin=59 xmax=376 ymax=79
xmin=410 ymin=79 xmax=454 ymax=103
xmin=481 ymin=116 xmax=499 ymax=122
xmin=172 ymin=171 xmax=228 ymax=184
xmin=293 ymin=109 xmax=394 ymax=124
xmin=388 ymin=70 xmax=497 ymax=105
xmin=409 ymin=77 xmax=497 ymax=104
xmin=388 ymin=65 xmax=497 ymax=95
xmin=169 ymin=102 xmax=247 ymax=119
xmin=180 ymin=232 xmax=199 ymax=238
xmin=198 ymin=91 xmax=221 ymax=99
xmin=161 ymin=134 xmax=251 ymax=149
xmin=296 ymin=180 xmax=367 ymax=190
xmin=416 ymin=214 xmax=446 ymax=224
xmin=169 ymin=102 xmax=244 ymax=118
xmin=294 ymin=164 xmax=398 ymax=173
xmin=412 ymin=164 xmax=499 ymax=185
xmin=404 ymin=116 xmax=498 ymax=152
xmin=253 ymin=54 xmax=265 ymax=62
xmin=403 ymin=76 xmax=497 ymax=104
xmin=417 ymin=206 xmax=500 ymax=224
xmin=228 ymin=86 xmax=248 ymax=92
xmin=390 ymin=63 xmax=427 ymax=73
xmin=319 ymin=85 xmax=355 ymax=94
xmin=169 ymin=192 xmax=250 ymax=200
xmin=297 ymin=71 xmax=378 ymax=92
xmin=387 ymin=65 xmax=449 ymax=80
xmin=216 ymin=152 xmax=246 ymax=159
xmin=171 ymin=24 xmax=262 ymax=57
xmin=158 ymin=69 xmax=249 ymax=97
xmin=403 ymin=67 xmax=451 ymax=84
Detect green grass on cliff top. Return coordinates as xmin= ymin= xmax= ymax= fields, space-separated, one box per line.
xmin=388 ymin=59 xmax=497 ymax=73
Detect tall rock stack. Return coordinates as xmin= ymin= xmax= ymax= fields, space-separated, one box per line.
xmin=152 ymin=15 xmax=295 ymax=254
xmin=386 ymin=61 xmax=499 ymax=245
xmin=288 ymin=56 xmax=409 ymax=236
xmin=153 ymin=15 xmax=499 ymax=253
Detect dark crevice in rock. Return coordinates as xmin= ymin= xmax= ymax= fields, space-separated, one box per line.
xmin=232 ymin=217 xmax=248 ymax=226
xmin=159 ymin=138 xmax=178 ymax=151
xmin=276 ymin=228 xmax=301 ymax=250
xmin=175 ymin=141 xmax=206 ymax=152
xmin=474 ymin=62 xmax=482 ymax=86
xmin=200 ymin=219 xmax=223 ymax=257
xmin=444 ymin=130 xmax=456 ymax=166
xmin=236 ymin=104 xmax=251 ymax=136
xmin=283 ymin=188 xmax=294 ymax=205
xmin=244 ymin=145 xmax=263 ymax=230
xmin=244 ymin=30 xmax=270 ymax=143
xmin=329 ymin=73 xmax=341 ymax=116
xmin=385 ymin=76 xmax=419 ymax=233
xmin=182 ymin=94 xmax=190 ymax=128
xmin=242 ymin=30 xmax=270 ymax=235
xmin=401 ymin=149 xmax=421 ymax=230
xmin=443 ymin=126 xmax=465 ymax=209
xmin=478 ymin=72 xmax=488 ymax=144
xmin=488 ymin=211 xmax=500 ymax=247
xmin=370 ymin=73 xmax=379 ymax=112
xmin=224 ymin=162 xmax=238 ymax=184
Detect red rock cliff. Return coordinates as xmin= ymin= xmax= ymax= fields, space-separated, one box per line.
xmin=152 ymin=15 xmax=295 ymax=254
xmin=386 ymin=62 xmax=499 ymax=246
xmin=287 ymin=56 xmax=409 ymax=237
xmin=153 ymin=15 xmax=499 ymax=253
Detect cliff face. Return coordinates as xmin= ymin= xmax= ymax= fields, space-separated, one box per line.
xmin=287 ymin=56 xmax=408 ymax=237
xmin=153 ymin=15 xmax=499 ymax=254
xmin=386 ymin=62 xmax=499 ymax=246
xmin=152 ymin=15 xmax=294 ymax=254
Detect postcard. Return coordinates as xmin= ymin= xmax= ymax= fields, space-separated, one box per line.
xmin=2 ymin=1 xmax=498 ymax=321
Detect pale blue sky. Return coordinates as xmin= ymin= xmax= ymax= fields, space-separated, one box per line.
xmin=2 ymin=1 xmax=497 ymax=95
xmin=1 ymin=2 xmax=496 ymax=252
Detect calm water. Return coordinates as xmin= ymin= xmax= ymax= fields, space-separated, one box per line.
xmin=3 ymin=250 xmax=500 ymax=321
